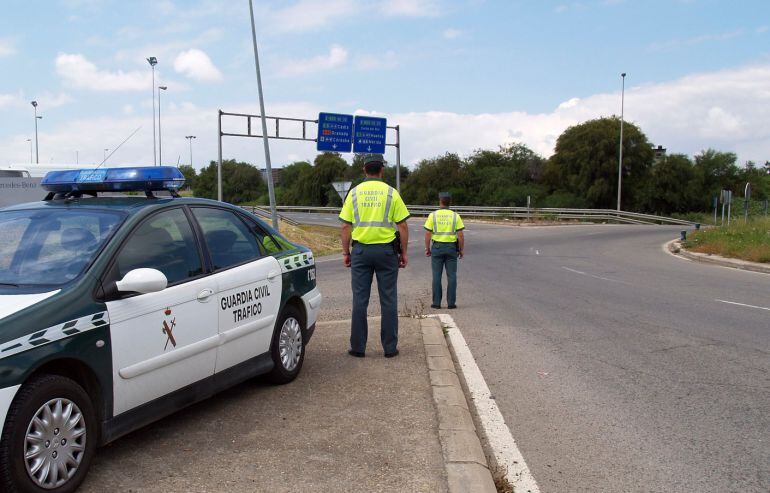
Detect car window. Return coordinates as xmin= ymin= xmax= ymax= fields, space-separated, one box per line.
xmin=116 ymin=208 xmax=202 ymax=285
xmin=192 ymin=207 xmax=263 ymax=270
xmin=0 ymin=209 xmax=123 ymax=286
xmin=241 ymin=216 xmax=293 ymax=255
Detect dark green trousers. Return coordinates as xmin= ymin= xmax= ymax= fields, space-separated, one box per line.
xmin=431 ymin=242 xmax=458 ymax=307
xmin=350 ymin=242 xmax=399 ymax=354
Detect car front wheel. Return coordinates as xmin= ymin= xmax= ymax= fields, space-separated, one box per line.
xmin=0 ymin=375 xmax=97 ymax=493
xmin=267 ymin=305 xmax=305 ymax=384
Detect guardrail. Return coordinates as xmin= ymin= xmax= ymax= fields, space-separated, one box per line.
xmin=265 ymin=205 xmax=697 ymax=226
xmin=240 ymin=206 xmax=301 ymax=227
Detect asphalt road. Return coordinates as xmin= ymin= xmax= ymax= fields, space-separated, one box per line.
xmin=298 ymin=214 xmax=770 ymax=493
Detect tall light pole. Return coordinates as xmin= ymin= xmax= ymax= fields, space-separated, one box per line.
xmin=26 ymin=139 xmax=32 ymax=164
xmin=185 ymin=135 xmax=196 ymax=167
xmin=158 ymin=85 xmax=167 ymax=165
xmin=31 ymin=101 xmax=41 ymax=164
xmin=617 ymin=72 xmax=626 ymax=211
xmin=248 ymin=0 xmax=278 ymax=229
xmin=104 ymin=148 xmax=109 ymax=161
xmin=147 ymin=56 xmax=158 ymax=165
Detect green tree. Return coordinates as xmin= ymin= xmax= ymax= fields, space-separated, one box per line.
xmin=193 ymin=160 xmax=266 ymax=204
xmin=643 ymin=154 xmax=698 ymax=214
xmin=177 ymin=164 xmax=197 ymax=190
xmin=691 ymin=149 xmax=740 ymax=209
xmin=401 ymin=153 xmax=466 ymax=204
xmin=544 ymin=117 xmax=654 ymax=210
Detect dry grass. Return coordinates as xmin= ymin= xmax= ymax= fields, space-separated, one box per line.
xmin=684 ymin=218 xmax=770 ymax=263
xmin=279 ymin=221 xmax=342 ymax=257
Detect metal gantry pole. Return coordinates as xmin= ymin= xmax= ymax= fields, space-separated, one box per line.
xmin=249 ymin=0 xmax=279 ymax=230
xmin=617 ymin=72 xmax=626 ymax=211
xmin=217 ymin=110 xmax=223 ymax=202
xmin=158 ymin=86 xmax=167 ymax=165
xmin=395 ymin=124 xmax=401 ymax=192
xmin=151 ymin=65 xmax=157 ymax=166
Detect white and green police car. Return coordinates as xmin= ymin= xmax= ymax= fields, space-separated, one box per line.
xmin=0 ymin=167 xmax=321 ymax=492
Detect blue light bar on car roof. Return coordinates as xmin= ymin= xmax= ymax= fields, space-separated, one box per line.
xmin=41 ymin=166 xmax=185 ymax=193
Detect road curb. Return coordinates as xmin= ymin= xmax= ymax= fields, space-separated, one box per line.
xmin=667 ymin=240 xmax=770 ymax=274
xmin=420 ymin=317 xmax=497 ymax=493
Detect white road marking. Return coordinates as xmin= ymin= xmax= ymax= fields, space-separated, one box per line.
xmin=561 ymin=266 xmax=626 ymax=284
xmin=715 ymin=299 xmax=770 ymax=312
xmin=434 ymin=313 xmax=540 ymax=493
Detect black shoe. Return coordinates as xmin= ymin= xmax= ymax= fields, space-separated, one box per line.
xmin=447 ymin=305 xmax=457 ymax=309
xmin=348 ymin=350 xmax=365 ymax=358
xmin=430 ymin=304 xmax=441 ymax=309
xmin=384 ymin=350 xmax=399 ymax=358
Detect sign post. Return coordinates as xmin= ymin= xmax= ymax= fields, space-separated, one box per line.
xmin=744 ymin=182 xmax=751 ymax=223
xmin=331 ymin=181 xmax=353 ymax=202
xmin=317 ymin=113 xmax=353 ymax=153
xmin=353 ymin=116 xmax=387 ymax=154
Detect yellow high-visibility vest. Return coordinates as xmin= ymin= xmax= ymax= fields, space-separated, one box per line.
xmin=339 ymin=179 xmax=410 ymax=244
xmin=424 ymin=209 xmax=464 ymax=243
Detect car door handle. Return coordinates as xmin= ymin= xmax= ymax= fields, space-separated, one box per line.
xmin=197 ymin=288 xmax=214 ymax=302
xmin=267 ymin=270 xmax=280 ymax=281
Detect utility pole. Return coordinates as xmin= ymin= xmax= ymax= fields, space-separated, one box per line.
xmin=248 ymin=0 xmax=278 ymax=230
xmin=617 ymin=72 xmax=626 ymax=211
xmin=147 ymin=57 xmax=158 ymax=165
xmin=158 ymin=85 xmax=167 ymax=165
xmin=31 ymin=101 xmax=41 ymax=164
xmin=185 ymin=135 xmax=196 ymax=167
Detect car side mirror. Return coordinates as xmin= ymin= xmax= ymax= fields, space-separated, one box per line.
xmin=115 ymin=268 xmax=168 ymax=294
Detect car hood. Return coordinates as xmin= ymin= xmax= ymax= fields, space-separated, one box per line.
xmin=0 ymin=290 xmax=60 ymax=322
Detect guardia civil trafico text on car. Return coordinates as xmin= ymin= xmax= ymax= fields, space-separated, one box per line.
xmin=0 ymin=166 xmax=321 ymax=492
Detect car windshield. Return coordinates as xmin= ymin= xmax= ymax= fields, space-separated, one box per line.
xmin=0 ymin=208 xmax=124 ymax=286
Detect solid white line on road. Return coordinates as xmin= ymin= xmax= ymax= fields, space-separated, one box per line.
xmin=715 ymin=299 xmax=770 ymax=312
xmin=561 ymin=266 xmax=626 ymax=284
xmin=434 ymin=313 xmax=540 ymax=493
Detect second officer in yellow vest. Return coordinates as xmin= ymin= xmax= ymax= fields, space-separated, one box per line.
xmin=424 ymin=192 xmax=465 ymax=309
xmin=339 ymin=155 xmax=410 ymax=358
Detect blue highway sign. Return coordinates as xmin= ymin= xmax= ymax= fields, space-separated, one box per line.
xmin=353 ymin=116 xmax=387 ymax=154
xmin=317 ymin=112 xmax=353 ymax=152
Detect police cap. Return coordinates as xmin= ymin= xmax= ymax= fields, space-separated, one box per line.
xmin=363 ymin=154 xmax=385 ymax=172
xmin=439 ymin=192 xmax=452 ymax=200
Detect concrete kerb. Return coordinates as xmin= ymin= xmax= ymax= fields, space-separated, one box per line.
xmin=666 ymin=239 xmax=770 ymax=274
xmin=420 ymin=317 xmax=497 ymax=493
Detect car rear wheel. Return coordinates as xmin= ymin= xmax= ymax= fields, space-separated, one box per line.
xmin=0 ymin=375 xmax=97 ymax=493
xmin=267 ymin=305 xmax=305 ymax=384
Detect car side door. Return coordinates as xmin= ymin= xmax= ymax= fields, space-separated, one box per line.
xmin=189 ymin=207 xmax=282 ymax=373
xmin=104 ymin=207 xmax=219 ymax=415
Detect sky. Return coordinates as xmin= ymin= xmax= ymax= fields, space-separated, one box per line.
xmin=0 ymin=0 xmax=769 ymax=171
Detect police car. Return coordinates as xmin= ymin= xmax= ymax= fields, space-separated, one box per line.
xmin=0 ymin=167 xmax=321 ymax=492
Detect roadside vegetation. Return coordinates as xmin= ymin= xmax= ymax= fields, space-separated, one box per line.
xmin=684 ymin=218 xmax=770 ymax=263
xmin=176 ymin=117 xmax=768 ymax=219
xmin=279 ymin=221 xmax=341 ymax=257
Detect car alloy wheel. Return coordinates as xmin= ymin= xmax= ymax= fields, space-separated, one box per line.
xmin=278 ymin=317 xmax=303 ymax=372
xmin=24 ymin=398 xmax=87 ymax=489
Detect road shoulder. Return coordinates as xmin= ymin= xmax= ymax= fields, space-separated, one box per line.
xmin=666 ymin=239 xmax=770 ymax=274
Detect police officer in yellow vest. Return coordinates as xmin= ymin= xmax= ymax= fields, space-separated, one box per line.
xmin=424 ymin=192 xmax=465 ymax=309
xmin=339 ymin=154 xmax=410 ymax=358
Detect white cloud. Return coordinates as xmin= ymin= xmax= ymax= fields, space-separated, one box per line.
xmin=277 ymin=45 xmax=348 ymax=77
xmin=355 ymin=50 xmax=398 ymax=71
xmin=649 ymin=29 xmax=745 ymax=51
xmin=380 ymin=0 xmax=442 ymax=17
xmin=0 ymin=38 xmax=15 ymax=57
xmin=266 ymin=0 xmax=361 ymax=32
xmin=0 ymin=93 xmax=19 ymax=108
xmin=55 ymin=53 xmax=150 ymax=91
xmin=443 ymin=28 xmax=463 ymax=39
xmin=173 ymin=49 xmax=223 ymax=82
xmin=3 ymin=63 xmax=769 ymax=169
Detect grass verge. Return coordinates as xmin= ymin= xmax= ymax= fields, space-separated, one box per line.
xmin=279 ymin=221 xmax=342 ymax=257
xmin=683 ymin=218 xmax=770 ymax=263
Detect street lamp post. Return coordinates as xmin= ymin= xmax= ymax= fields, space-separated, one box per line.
xmin=147 ymin=57 xmax=158 ymax=165
xmin=31 ymin=101 xmax=41 ymax=164
xmin=104 ymin=148 xmax=109 ymax=161
xmin=617 ymin=72 xmax=626 ymax=212
xmin=158 ymin=85 xmax=167 ymax=165
xmin=185 ymin=135 xmax=196 ymax=167
xmin=26 ymin=139 xmax=32 ymax=164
